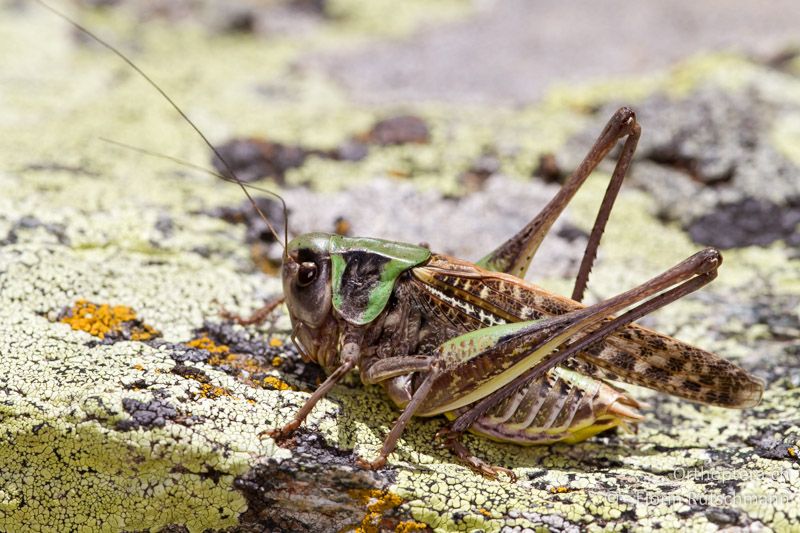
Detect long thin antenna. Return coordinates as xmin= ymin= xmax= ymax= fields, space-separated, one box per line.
xmin=36 ymin=0 xmax=289 ymax=251
xmin=100 ymin=136 xmax=289 ymax=226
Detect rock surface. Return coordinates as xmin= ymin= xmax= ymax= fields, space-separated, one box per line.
xmin=1 ymin=2 xmax=799 ymax=532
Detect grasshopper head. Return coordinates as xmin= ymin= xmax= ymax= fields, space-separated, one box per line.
xmin=282 ymin=231 xmax=430 ymax=372
xmin=282 ymin=232 xmax=338 ymax=369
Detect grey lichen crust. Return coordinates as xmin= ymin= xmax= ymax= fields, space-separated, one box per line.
xmin=2 ymin=3 xmax=800 ymax=532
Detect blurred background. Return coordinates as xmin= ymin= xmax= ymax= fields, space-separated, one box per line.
xmin=5 ymin=0 xmax=800 ymax=260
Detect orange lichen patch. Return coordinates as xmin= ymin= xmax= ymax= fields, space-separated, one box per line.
xmin=188 ymin=337 xmax=265 ymax=376
xmin=172 ymin=362 xmax=234 ymax=401
xmin=269 ymin=337 xmax=283 ymax=348
xmin=184 ymin=334 xmax=293 ymax=392
xmin=197 ymin=383 xmax=232 ymax=400
xmin=189 ymin=335 xmax=266 ymax=380
xmin=349 ymin=489 xmax=405 ymax=533
xmin=262 ymin=376 xmax=293 ymax=391
xmin=395 ymin=521 xmax=429 ymax=533
xmin=789 ymin=447 xmax=797 ymax=458
xmin=549 ymin=486 xmax=575 ymax=494
xmin=478 ymin=508 xmax=493 ymax=518
xmin=60 ymin=300 xmax=159 ymax=341
xmin=186 ymin=336 xmax=230 ymax=355
xmin=208 ymin=351 xmax=266 ymax=377
xmin=132 ymin=364 xmax=145 ymax=371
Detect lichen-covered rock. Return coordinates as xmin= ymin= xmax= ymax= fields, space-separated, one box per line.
xmin=563 ymin=82 xmax=800 ymax=250
xmin=2 ymin=3 xmax=799 ymax=532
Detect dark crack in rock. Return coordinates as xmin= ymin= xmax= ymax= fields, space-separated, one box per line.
xmin=705 ymin=508 xmax=744 ymax=527
xmin=234 ymin=429 xmax=402 ymax=532
xmin=157 ymin=525 xmax=191 ymax=533
xmin=123 ymin=378 xmax=151 ymax=391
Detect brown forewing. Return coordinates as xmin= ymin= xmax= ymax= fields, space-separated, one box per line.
xmin=408 ymin=254 xmax=763 ymax=408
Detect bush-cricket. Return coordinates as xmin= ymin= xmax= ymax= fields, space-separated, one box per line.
xmin=39 ymin=0 xmax=765 ymax=481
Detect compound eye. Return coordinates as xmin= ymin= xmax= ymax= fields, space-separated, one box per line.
xmin=297 ymin=262 xmax=318 ymax=287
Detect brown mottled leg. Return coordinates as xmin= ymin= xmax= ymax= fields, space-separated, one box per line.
xmin=478 ymin=107 xmax=640 ymax=286
xmin=266 ymin=341 xmax=360 ymax=439
xmin=572 ymin=121 xmax=640 ymax=302
xmin=220 ymin=295 xmax=285 ymax=326
xmin=436 ymin=428 xmax=516 ymax=481
xmin=356 ymin=364 xmax=439 ymax=470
